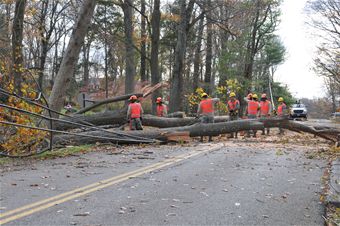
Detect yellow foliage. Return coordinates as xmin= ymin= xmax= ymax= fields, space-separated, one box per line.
xmin=0 ymin=67 xmax=47 ymax=155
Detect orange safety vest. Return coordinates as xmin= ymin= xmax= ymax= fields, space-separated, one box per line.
xmin=247 ymin=100 xmax=259 ymax=116
xmin=156 ymin=104 xmax=166 ymax=117
xmin=277 ymin=103 xmax=286 ymax=116
xmin=227 ymin=99 xmax=239 ymax=111
xmin=200 ymin=99 xmax=214 ymax=114
xmin=129 ymin=103 xmax=141 ymax=118
xmin=260 ymin=100 xmax=270 ymax=115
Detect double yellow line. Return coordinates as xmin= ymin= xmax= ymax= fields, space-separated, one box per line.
xmin=0 ymin=144 xmax=223 ymax=225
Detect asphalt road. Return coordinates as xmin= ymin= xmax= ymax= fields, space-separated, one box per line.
xmin=0 ymin=141 xmax=326 ymax=226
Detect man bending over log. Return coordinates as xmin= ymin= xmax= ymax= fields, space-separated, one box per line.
xmin=127 ymin=95 xmax=144 ymax=130
xmin=197 ymin=92 xmax=220 ymax=142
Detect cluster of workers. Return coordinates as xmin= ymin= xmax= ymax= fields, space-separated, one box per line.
xmin=127 ymin=92 xmax=287 ymax=140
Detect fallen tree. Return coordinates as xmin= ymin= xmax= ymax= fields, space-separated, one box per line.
xmin=74 ymin=82 xmax=168 ymax=115
xmin=53 ymin=119 xmax=264 ymax=146
xmin=54 ymin=112 xmax=230 ymax=130
xmin=74 ymin=93 xmax=143 ymax=115
xmin=52 ymin=117 xmax=340 ymax=146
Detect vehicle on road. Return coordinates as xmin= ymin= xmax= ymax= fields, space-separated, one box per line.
xmin=330 ymin=112 xmax=340 ymax=123
xmin=290 ymin=103 xmax=308 ymax=120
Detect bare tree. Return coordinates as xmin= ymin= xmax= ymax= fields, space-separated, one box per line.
xmin=49 ymin=0 xmax=97 ymax=115
xmin=307 ymin=0 xmax=340 ymax=109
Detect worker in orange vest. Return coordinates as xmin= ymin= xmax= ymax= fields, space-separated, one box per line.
xmin=197 ymin=92 xmax=220 ymax=142
xmin=277 ymin=97 xmax=287 ymax=134
xmin=259 ymin=93 xmax=272 ymax=135
xmin=156 ymin=97 xmax=168 ymax=117
xmin=127 ymin=95 xmax=143 ymax=130
xmin=244 ymin=93 xmax=260 ymax=137
xmin=227 ymin=92 xmax=240 ymax=138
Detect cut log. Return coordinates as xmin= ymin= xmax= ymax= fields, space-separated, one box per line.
xmin=167 ymin=111 xmax=185 ymax=118
xmin=54 ymin=112 xmax=230 ymax=131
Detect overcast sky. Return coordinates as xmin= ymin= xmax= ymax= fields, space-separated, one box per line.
xmin=275 ymin=0 xmax=325 ymax=99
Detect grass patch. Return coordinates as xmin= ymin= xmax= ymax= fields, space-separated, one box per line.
xmin=35 ymin=144 xmax=94 ymax=160
xmin=0 ymin=157 xmax=12 ymax=166
xmin=0 ymin=144 xmax=94 ymax=166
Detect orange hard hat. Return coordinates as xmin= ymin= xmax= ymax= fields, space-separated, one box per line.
xmin=129 ymin=95 xmax=137 ymax=101
xmin=156 ymin=97 xmax=162 ymax=103
xmin=261 ymin=93 xmax=267 ymax=98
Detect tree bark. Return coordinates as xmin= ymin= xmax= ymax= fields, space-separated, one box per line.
xmin=53 ymin=119 xmax=264 ymax=146
xmin=54 ymin=112 xmax=230 ymax=131
xmin=122 ymin=0 xmax=136 ymax=94
xmin=204 ymin=0 xmax=212 ymax=94
xmin=53 ymin=117 xmax=340 ymax=146
xmin=49 ymin=0 xmax=96 ymax=116
xmin=150 ymin=0 xmax=161 ymax=114
xmin=169 ymin=0 xmax=195 ymax=112
xmin=11 ymin=0 xmax=26 ymax=94
xmin=82 ymin=40 xmax=91 ymax=86
xmin=140 ymin=0 xmax=147 ymax=82
xmin=193 ymin=16 xmax=204 ymax=93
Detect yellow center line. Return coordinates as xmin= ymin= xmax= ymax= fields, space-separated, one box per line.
xmin=0 ymin=144 xmax=223 ymax=225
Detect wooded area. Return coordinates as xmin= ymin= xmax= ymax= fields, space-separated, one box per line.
xmin=0 ymin=0 xmax=339 ymax=155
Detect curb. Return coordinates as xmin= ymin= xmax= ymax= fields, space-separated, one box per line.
xmin=326 ymin=159 xmax=340 ymax=207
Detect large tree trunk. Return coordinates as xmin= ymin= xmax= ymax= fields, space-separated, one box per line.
xmin=53 ymin=119 xmax=264 ymax=145
xmin=49 ymin=0 xmax=96 ymax=116
xmin=192 ymin=16 xmax=204 ymax=93
xmin=140 ymin=0 xmax=147 ymax=82
xmin=204 ymin=0 xmax=212 ymax=94
xmin=53 ymin=117 xmax=340 ymax=146
xmin=82 ymin=40 xmax=91 ymax=86
xmin=150 ymin=0 xmax=161 ymax=114
xmin=122 ymin=0 xmax=136 ymax=94
xmin=11 ymin=0 xmax=26 ymax=94
xmin=169 ymin=0 xmax=195 ymax=112
xmin=54 ymin=112 xmax=230 ymax=131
